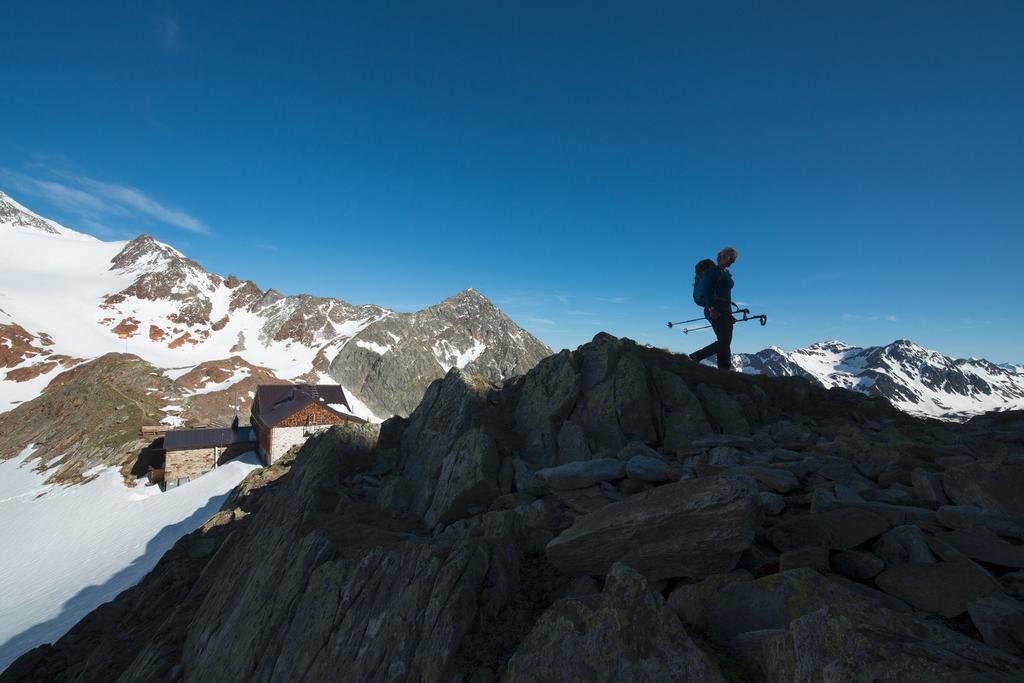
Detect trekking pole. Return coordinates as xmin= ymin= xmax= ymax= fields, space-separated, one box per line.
xmin=667 ymin=316 xmax=707 ymax=328
xmin=676 ymin=311 xmax=768 ymax=334
xmin=668 ymin=302 xmax=751 ymax=328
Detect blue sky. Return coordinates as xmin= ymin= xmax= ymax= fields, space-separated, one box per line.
xmin=2 ymin=2 xmax=1022 ymax=362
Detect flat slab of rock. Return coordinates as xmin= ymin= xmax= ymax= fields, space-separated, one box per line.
xmin=875 ymin=560 xmax=1005 ymax=617
xmin=546 ymin=475 xmax=762 ymax=582
xmin=535 ymin=458 xmax=625 ymax=490
xmin=943 ymin=461 xmax=1024 ymax=518
xmin=934 ymin=528 xmax=1024 ymax=568
xmin=506 ymin=563 xmax=725 ymax=682
xmin=770 ymin=507 xmax=889 ymax=552
xmin=937 ymin=505 xmax=1024 ymax=541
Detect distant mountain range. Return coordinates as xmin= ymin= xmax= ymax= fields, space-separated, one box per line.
xmin=734 ymin=339 xmax=1024 ymax=421
xmin=0 ymin=190 xmax=549 ymax=477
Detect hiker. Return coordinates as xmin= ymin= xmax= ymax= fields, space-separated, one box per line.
xmin=690 ymin=247 xmax=738 ymax=370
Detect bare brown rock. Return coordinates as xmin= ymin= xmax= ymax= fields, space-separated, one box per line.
xmin=110 ymin=317 xmax=140 ymax=337
xmin=5 ymin=361 xmax=58 ymax=382
xmin=0 ymin=323 xmax=46 ymax=368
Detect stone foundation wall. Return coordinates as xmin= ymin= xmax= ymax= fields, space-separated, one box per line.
xmin=269 ymin=425 xmax=332 ymax=464
xmin=165 ymin=448 xmax=217 ymax=484
xmin=165 ymin=443 xmax=254 ymax=485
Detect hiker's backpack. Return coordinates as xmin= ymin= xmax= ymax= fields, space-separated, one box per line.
xmin=692 ymin=259 xmax=716 ymax=307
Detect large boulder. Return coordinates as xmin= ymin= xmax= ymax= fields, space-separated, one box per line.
xmin=746 ymin=603 xmax=1024 ymax=682
xmin=873 ymin=525 xmax=937 ymax=565
xmin=668 ymin=568 xmax=904 ymax=645
xmin=936 ymin=505 xmax=1024 ymax=541
xmin=933 ymin=528 xmax=1024 ymax=569
xmin=875 ymin=560 xmax=1005 ymax=617
xmin=546 ymin=475 xmax=762 ymax=582
xmin=943 ymin=461 xmax=1024 ymax=518
xmin=534 ymin=458 xmax=625 ymax=490
xmin=505 ymin=563 xmax=724 ymax=682
xmin=669 ymin=568 xmax=1023 ymax=681
xmin=770 ymin=508 xmax=889 ymax=552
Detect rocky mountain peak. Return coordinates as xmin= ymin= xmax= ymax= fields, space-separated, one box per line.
xmin=802 ymin=339 xmax=859 ymax=354
xmin=430 ymin=287 xmax=500 ymax=316
xmin=0 ymin=191 xmax=64 ymax=236
xmin=109 ymin=234 xmax=188 ymax=273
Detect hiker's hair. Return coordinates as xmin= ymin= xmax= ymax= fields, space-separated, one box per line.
xmin=718 ymin=246 xmax=738 ymax=262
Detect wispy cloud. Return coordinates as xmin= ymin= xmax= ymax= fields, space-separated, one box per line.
xmin=493 ymin=292 xmax=573 ymax=308
xmin=841 ymin=313 xmax=898 ymax=323
xmin=595 ymin=296 xmax=627 ymax=304
xmin=518 ymin=316 xmax=556 ymax=326
xmin=254 ymin=243 xmax=278 ymax=252
xmin=67 ymin=173 xmax=208 ymax=234
xmin=1 ymin=165 xmax=209 ymax=235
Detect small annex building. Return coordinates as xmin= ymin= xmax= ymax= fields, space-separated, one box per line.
xmin=251 ymin=383 xmax=366 ymax=465
xmin=161 ymin=420 xmax=256 ymax=489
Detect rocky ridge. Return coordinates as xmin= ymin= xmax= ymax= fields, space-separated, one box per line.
xmin=7 ymin=333 xmax=1024 ymax=681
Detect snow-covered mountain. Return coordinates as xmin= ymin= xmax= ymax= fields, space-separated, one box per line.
xmin=735 ymin=339 xmax=1024 ymax=420
xmin=0 ymin=190 xmax=550 ymax=470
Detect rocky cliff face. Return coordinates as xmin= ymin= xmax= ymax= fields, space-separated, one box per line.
xmin=737 ymin=339 xmax=1024 ymax=421
xmin=8 ymin=334 xmax=1024 ymax=681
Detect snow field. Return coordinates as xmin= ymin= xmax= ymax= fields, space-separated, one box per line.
xmin=0 ymin=448 xmax=261 ymax=672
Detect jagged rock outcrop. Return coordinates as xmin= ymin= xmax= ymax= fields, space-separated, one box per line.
xmin=7 ymin=333 xmax=1024 ymax=681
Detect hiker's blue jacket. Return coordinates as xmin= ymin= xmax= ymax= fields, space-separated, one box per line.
xmin=698 ymin=266 xmax=733 ymax=309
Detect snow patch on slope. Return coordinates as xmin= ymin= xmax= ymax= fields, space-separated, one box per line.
xmin=0 ymin=448 xmax=260 ymax=672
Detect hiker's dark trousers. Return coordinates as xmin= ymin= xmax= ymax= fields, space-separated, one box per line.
xmin=691 ymin=304 xmax=734 ymax=370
